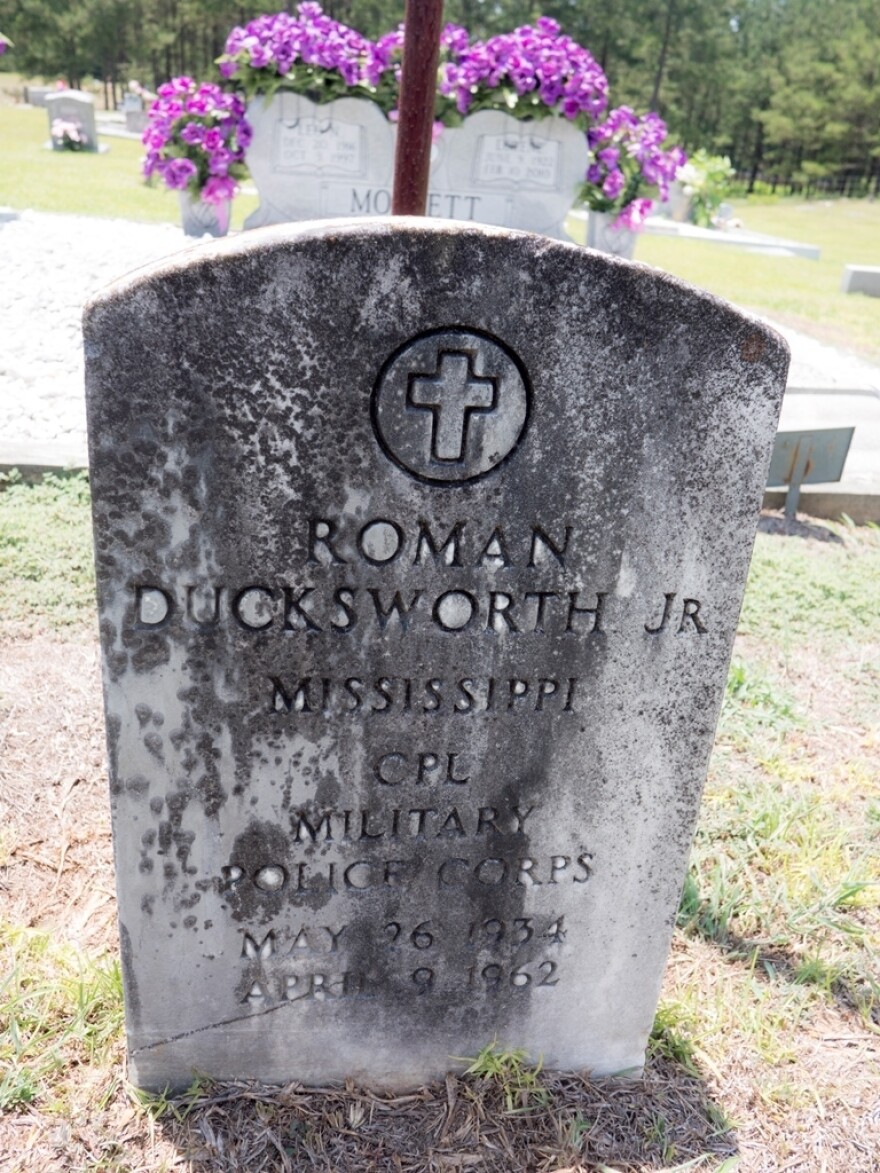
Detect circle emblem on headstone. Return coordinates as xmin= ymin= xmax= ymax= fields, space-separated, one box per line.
xmin=372 ymin=328 xmax=531 ymax=484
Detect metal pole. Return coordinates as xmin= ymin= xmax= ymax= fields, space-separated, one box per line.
xmin=392 ymin=0 xmax=444 ymax=216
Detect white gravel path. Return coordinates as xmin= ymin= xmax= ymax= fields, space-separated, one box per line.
xmin=2 ymin=208 xmax=879 ymax=463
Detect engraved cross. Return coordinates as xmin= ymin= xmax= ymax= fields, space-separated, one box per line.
xmin=407 ymin=350 xmax=498 ymax=462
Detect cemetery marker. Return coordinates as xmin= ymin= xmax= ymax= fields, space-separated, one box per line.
xmin=86 ymin=153 xmax=788 ymax=1093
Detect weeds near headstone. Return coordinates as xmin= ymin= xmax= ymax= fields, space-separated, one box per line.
xmin=0 ymin=924 xmax=123 ymax=1111
xmin=459 ymin=1039 xmax=550 ymax=1113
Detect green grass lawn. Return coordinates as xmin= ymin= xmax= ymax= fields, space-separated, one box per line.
xmin=638 ymin=200 xmax=880 ymax=362
xmin=0 ymin=104 xmax=259 ymax=229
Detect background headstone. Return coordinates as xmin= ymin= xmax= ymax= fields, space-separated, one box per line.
xmin=432 ymin=110 xmax=588 ymax=239
xmin=46 ymin=89 xmax=98 ymax=151
xmin=244 ymin=93 xmax=395 ymax=230
xmin=84 ymin=219 xmax=788 ymax=1090
xmin=24 ymin=84 xmax=54 ymax=108
xmin=125 ymin=109 xmax=149 ymax=135
xmin=244 ymin=99 xmax=586 ymax=239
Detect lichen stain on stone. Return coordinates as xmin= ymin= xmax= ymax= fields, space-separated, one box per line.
xmin=119 ymin=922 xmax=141 ymax=1026
xmin=224 ymin=819 xmax=292 ymax=924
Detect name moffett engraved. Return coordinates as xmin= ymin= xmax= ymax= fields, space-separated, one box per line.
xmin=372 ymin=327 xmax=531 ymax=484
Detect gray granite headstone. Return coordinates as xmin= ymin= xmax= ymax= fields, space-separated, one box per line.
xmin=25 ymin=85 xmax=54 ymax=108
xmin=46 ymin=89 xmax=98 ymax=151
xmin=84 ymin=219 xmax=788 ymax=1091
xmin=244 ymin=99 xmax=585 ymax=239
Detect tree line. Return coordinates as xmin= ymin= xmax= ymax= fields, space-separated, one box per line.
xmin=1 ymin=0 xmax=878 ymax=194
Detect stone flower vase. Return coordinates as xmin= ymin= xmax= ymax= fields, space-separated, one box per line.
xmin=586 ymin=211 xmax=637 ymax=260
xmin=178 ymin=192 xmax=231 ymax=238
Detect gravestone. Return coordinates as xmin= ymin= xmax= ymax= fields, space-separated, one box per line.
xmin=121 ymin=91 xmax=148 ymax=135
xmin=841 ymin=264 xmax=880 ymax=297
xmin=125 ymin=109 xmax=149 ymax=135
xmin=431 ymin=110 xmax=587 ymax=239
xmin=25 ymin=84 xmax=54 ymax=108
xmin=84 ymin=218 xmax=788 ymax=1090
xmin=244 ymin=98 xmax=585 ymax=239
xmin=46 ymin=89 xmax=98 ymax=151
xmin=244 ymin=93 xmax=395 ymax=230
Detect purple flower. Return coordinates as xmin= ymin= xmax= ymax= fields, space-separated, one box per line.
xmin=208 ymin=147 xmax=233 ymax=175
xmin=202 ymin=175 xmax=238 ymax=204
xmin=141 ymin=75 xmax=250 ymax=200
xmin=437 ymin=19 xmax=608 ymax=121
xmin=614 ymin=198 xmax=654 ymax=230
xmin=602 ymin=169 xmax=625 ymax=199
xmin=237 ymin=119 xmax=253 ymax=149
xmin=180 ymin=122 xmax=205 ymax=145
xmin=583 ymin=104 xmax=686 ymax=218
xmin=161 ymin=157 xmax=198 ymax=190
xmin=219 ymin=4 xmax=396 ymax=92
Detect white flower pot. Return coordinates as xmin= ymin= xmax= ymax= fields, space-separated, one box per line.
xmin=586 ymin=211 xmax=637 ymax=259
xmin=179 ymin=192 xmax=231 ymax=238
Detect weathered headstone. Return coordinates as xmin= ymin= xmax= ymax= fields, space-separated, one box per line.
xmin=46 ymin=89 xmax=98 ymax=151
xmin=85 ymin=219 xmax=788 ymax=1090
xmin=244 ymin=98 xmax=585 ymax=239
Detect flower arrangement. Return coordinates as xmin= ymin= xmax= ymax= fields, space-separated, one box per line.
xmin=140 ymin=5 xmax=687 ymax=233
xmin=436 ymin=17 xmax=608 ymax=125
xmin=142 ymin=78 xmax=251 ymax=205
xmin=51 ymin=117 xmax=90 ymax=151
xmin=677 ymin=149 xmax=735 ymax=228
xmin=217 ymin=3 xmax=400 ymax=111
xmin=580 ymin=107 xmax=687 ymax=230
xmin=0 ymin=32 xmax=12 ymax=56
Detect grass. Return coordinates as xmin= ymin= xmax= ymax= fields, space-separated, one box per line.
xmin=0 ymin=104 xmax=259 ymax=229
xmin=460 ymin=1040 xmax=550 ymax=1113
xmin=738 ymin=522 xmax=880 ymax=645
xmin=637 ymin=199 xmax=880 ymax=362
xmin=0 ymin=471 xmax=96 ymax=631
xmin=0 ymin=923 xmax=123 ymax=1112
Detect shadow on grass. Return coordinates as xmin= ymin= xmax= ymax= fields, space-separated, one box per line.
xmin=758 ymin=511 xmax=845 ymax=543
xmin=701 ymin=929 xmax=879 ymax=1029
xmin=152 ymin=1061 xmax=739 ymax=1172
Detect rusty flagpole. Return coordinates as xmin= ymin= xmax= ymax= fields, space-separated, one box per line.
xmin=391 ymin=0 xmax=445 ymax=216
